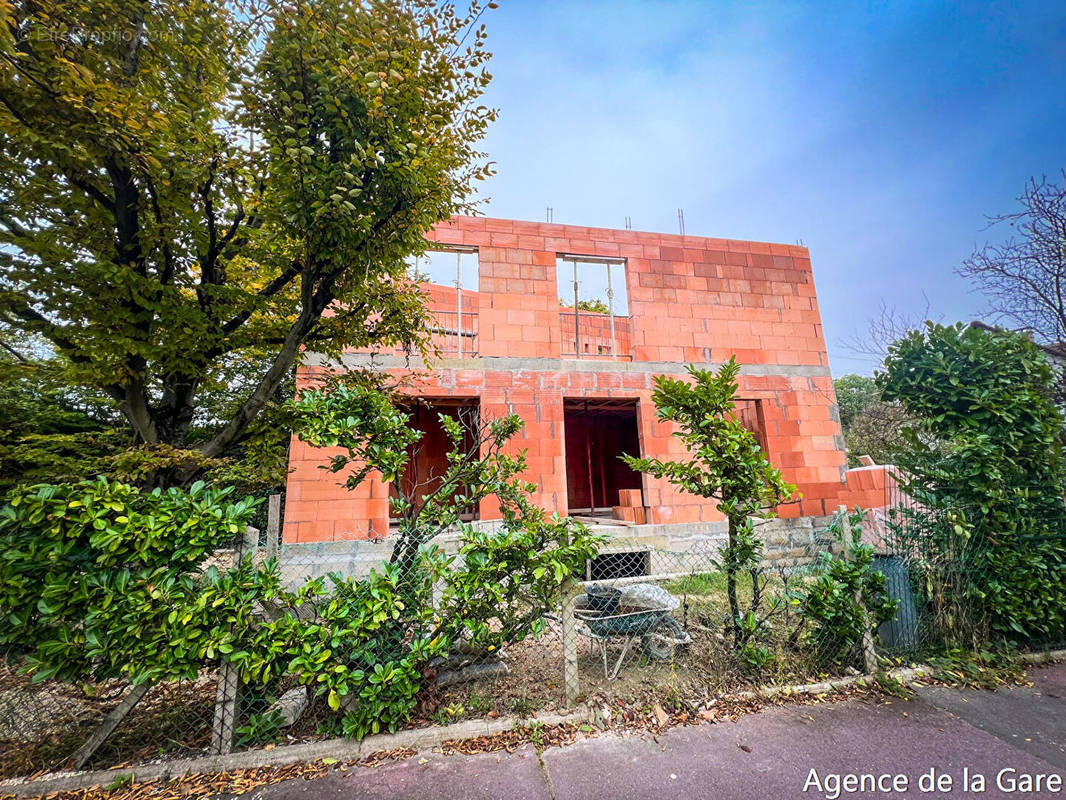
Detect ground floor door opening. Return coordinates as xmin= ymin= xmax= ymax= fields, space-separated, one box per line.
xmin=563 ymin=398 xmax=642 ymax=516
xmin=390 ymin=398 xmax=481 ymax=524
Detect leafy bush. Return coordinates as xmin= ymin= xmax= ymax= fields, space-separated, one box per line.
xmin=1 ymin=382 xmax=603 ymax=741
xmin=0 ymin=478 xmax=261 ymax=684
xmin=793 ymin=510 xmax=898 ymax=667
xmin=235 ymin=710 xmax=285 ymax=748
xmin=237 ymin=523 xmax=598 ymax=739
xmin=879 ymin=323 xmax=1066 ymax=644
xmin=622 ymin=359 xmax=796 ymax=647
xmin=223 ymin=562 xmax=446 ymax=739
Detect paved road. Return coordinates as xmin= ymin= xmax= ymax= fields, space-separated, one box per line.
xmin=251 ymin=663 xmax=1066 ymax=800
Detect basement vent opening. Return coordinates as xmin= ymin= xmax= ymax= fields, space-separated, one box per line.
xmin=587 ymin=550 xmax=650 ymax=581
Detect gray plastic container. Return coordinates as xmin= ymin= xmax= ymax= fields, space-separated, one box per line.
xmin=873 ymin=554 xmax=920 ymax=651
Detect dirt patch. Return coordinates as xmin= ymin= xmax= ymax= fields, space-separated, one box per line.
xmin=0 ymin=668 xmax=217 ymax=781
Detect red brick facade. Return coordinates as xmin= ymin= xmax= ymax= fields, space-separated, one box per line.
xmin=284 ymin=216 xmax=881 ymax=542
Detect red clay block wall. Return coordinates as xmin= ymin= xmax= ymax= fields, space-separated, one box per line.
xmin=283 ymin=217 xmax=850 ymax=542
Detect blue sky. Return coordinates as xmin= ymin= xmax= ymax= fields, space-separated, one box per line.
xmin=470 ymin=0 xmax=1066 ymax=375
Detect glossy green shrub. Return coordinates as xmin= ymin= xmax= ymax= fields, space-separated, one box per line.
xmin=794 ymin=510 xmax=899 ymax=666
xmin=0 ymin=477 xmax=261 ymax=683
xmin=879 ymin=323 xmax=1066 ymax=643
xmin=234 ymin=561 xmax=447 ymax=739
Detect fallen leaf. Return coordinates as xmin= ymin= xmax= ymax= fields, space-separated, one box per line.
xmin=652 ymin=703 xmax=669 ymax=727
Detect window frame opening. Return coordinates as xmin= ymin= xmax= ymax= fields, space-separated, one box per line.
xmin=406 ymin=245 xmax=480 ymax=357
xmin=556 ymin=255 xmax=629 ymax=360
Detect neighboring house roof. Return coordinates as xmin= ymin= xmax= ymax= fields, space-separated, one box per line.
xmin=968 ymin=319 xmax=1066 ymax=364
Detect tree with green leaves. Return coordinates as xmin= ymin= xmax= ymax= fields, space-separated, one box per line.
xmin=0 ymin=0 xmax=496 ymax=486
xmin=832 ymin=373 xmax=908 ymax=467
xmin=833 ymin=374 xmax=879 ymax=432
xmin=559 ymin=298 xmax=610 ymax=315
xmin=879 ymin=322 xmax=1066 ymax=643
xmin=288 ymin=380 xmax=600 ymax=732
xmin=623 ymin=359 xmax=796 ymax=646
xmin=291 ymin=379 xmax=599 ymax=595
xmin=0 ymin=329 xmax=125 ymax=489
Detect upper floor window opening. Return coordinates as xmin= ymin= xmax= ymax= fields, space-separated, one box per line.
xmin=556 ymin=255 xmax=630 ymax=360
xmin=556 ymin=255 xmax=628 ymax=317
xmin=405 ymin=246 xmax=480 ymax=358
xmin=407 ymin=246 xmax=479 ymax=292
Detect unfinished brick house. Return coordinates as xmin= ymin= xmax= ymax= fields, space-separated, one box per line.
xmin=283 ymin=216 xmax=894 ymax=546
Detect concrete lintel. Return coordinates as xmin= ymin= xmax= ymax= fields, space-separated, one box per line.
xmin=311 ymin=353 xmax=832 ymax=380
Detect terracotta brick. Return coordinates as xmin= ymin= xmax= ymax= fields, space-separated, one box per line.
xmin=284 ymin=215 xmax=843 ymax=540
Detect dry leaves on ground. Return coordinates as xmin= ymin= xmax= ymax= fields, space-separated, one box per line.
xmin=1 ymin=759 xmax=348 ymax=800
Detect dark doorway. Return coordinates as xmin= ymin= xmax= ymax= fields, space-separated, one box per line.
xmin=563 ymin=399 xmax=642 ymax=514
xmin=390 ymin=399 xmax=480 ymax=522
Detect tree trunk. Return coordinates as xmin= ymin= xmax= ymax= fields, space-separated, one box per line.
xmin=726 ymin=516 xmax=741 ymax=644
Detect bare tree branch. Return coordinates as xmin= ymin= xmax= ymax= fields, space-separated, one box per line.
xmin=839 ymin=293 xmax=936 ymax=360
xmin=958 ymin=172 xmax=1066 ymax=345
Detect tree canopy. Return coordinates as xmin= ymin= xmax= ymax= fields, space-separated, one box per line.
xmin=623 ymin=359 xmax=796 ymax=646
xmin=832 ymin=373 xmax=907 ymax=467
xmin=878 ymin=323 xmax=1066 ymax=640
xmin=0 ymin=0 xmax=496 ymax=484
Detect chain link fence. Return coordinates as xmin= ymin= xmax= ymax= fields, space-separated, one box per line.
xmin=3 ymin=501 xmax=1065 ymax=783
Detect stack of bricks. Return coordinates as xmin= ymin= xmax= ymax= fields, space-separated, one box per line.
xmin=612 ymin=489 xmax=646 ymax=524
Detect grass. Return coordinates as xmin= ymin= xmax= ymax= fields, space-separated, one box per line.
xmin=663 ymin=571 xmax=726 ymax=597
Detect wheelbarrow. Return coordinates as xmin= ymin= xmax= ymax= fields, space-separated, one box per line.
xmin=574 ymin=583 xmax=692 ymax=679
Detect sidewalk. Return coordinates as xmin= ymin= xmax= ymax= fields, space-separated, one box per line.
xmin=250 ymin=663 xmax=1066 ymax=800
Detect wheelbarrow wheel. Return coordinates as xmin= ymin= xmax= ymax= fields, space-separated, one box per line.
xmin=641 ymin=616 xmax=685 ymax=660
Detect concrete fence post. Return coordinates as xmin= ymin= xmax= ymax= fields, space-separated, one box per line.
xmin=561 ymin=579 xmax=580 ymax=705
xmin=242 ymin=525 xmax=259 ymax=554
xmin=266 ymin=494 xmax=281 ymax=557
xmin=211 ymin=530 xmax=258 ymax=755
xmin=839 ymin=505 xmax=878 ymax=675
xmin=211 ymin=663 xmax=241 ymax=755
xmin=69 ymin=682 xmax=152 ymax=769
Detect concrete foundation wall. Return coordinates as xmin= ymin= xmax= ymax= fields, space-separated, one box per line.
xmin=275 ymin=513 xmax=869 ymax=587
